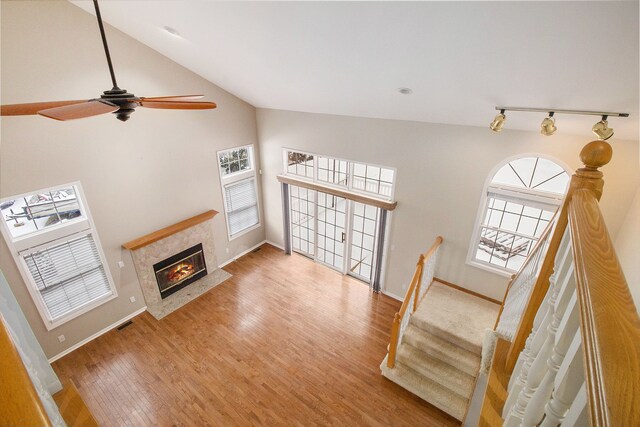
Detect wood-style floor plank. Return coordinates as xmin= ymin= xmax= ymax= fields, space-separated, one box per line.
xmin=53 ymin=244 xmax=459 ymax=426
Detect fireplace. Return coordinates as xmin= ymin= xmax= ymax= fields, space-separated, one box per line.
xmin=153 ymin=243 xmax=207 ymax=299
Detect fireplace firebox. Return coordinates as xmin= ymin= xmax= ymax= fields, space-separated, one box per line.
xmin=153 ymin=243 xmax=207 ymax=299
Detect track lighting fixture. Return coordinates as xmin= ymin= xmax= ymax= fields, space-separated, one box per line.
xmin=592 ymin=115 xmax=614 ymax=140
xmin=490 ymin=107 xmax=628 ymax=137
xmin=490 ymin=109 xmax=506 ymax=132
xmin=540 ymin=112 xmax=557 ymax=136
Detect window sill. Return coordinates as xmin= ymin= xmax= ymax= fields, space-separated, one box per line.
xmin=466 ymin=259 xmax=515 ymax=279
xmin=44 ymin=291 xmax=118 ymax=331
xmin=227 ymin=222 xmax=261 ymax=242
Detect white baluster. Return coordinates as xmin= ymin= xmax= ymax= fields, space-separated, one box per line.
xmin=503 ymin=231 xmax=571 ymax=419
xmin=503 ymin=230 xmax=573 ymax=425
xmin=540 ymin=327 xmax=584 ymax=427
xmin=521 ymin=289 xmax=579 ymax=426
xmin=560 ymin=382 xmax=588 ymax=427
xmin=503 ymin=287 xmax=554 ymax=416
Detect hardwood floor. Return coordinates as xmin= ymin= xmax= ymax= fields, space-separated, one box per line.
xmin=53 ymin=244 xmax=460 ymax=426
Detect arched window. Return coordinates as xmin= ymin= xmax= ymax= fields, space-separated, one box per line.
xmin=468 ymin=156 xmax=570 ymax=275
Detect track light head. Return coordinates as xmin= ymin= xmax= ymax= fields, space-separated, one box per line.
xmin=490 ymin=110 xmax=506 ymax=132
xmin=592 ymin=115 xmax=614 ymax=140
xmin=540 ymin=112 xmax=557 ymax=136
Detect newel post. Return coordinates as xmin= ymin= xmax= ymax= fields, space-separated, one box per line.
xmin=570 ymin=140 xmax=613 ymax=201
xmin=504 ymin=140 xmax=612 ymax=374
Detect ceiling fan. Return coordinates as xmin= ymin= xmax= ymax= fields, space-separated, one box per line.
xmin=0 ymin=0 xmax=216 ymax=122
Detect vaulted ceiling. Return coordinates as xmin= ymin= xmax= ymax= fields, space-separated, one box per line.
xmin=70 ymin=1 xmax=639 ymax=140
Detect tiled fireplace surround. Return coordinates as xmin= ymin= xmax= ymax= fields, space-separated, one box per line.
xmin=123 ymin=211 xmax=231 ymax=319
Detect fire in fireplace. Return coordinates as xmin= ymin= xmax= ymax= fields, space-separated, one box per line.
xmin=153 ymin=243 xmax=207 ymax=299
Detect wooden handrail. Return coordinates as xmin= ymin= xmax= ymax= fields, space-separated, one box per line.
xmin=387 ymin=255 xmax=424 ymax=368
xmin=0 ymin=314 xmax=52 ymax=426
xmin=387 ymin=236 xmax=443 ymax=368
xmin=569 ymin=188 xmax=640 ymax=427
xmin=414 ymin=236 xmax=444 ymax=311
xmin=504 ymin=141 xmax=611 ymax=373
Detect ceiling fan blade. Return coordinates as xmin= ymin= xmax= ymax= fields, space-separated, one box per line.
xmin=38 ymin=100 xmax=119 ymax=121
xmin=1 ymin=100 xmax=89 ymax=116
xmin=139 ymin=95 xmax=204 ymax=102
xmin=138 ymin=100 xmax=217 ymax=110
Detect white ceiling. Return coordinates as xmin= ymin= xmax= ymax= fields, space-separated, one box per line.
xmin=70 ymin=1 xmax=639 ymax=140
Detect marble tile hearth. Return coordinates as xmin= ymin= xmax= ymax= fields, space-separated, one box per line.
xmin=123 ymin=210 xmax=231 ymax=320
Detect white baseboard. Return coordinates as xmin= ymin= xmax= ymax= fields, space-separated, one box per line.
xmin=382 ymin=290 xmax=404 ymax=302
xmin=265 ymin=240 xmax=285 ymax=251
xmin=48 ymin=306 xmax=147 ymax=363
xmin=218 ymin=240 xmax=270 ymax=268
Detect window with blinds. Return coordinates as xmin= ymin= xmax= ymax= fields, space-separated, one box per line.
xmin=224 ymin=178 xmax=259 ymax=237
xmin=23 ymin=233 xmax=112 ymax=320
xmin=0 ymin=182 xmax=117 ymax=330
xmin=217 ymin=145 xmax=261 ymax=240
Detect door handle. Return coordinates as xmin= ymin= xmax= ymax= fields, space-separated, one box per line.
xmin=341 ymin=232 xmax=346 ymax=243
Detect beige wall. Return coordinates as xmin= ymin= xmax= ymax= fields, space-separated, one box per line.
xmin=616 ymin=186 xmax=640 ymax=312
xmin=256 ymin=109 xmax=640 ymax=301
xmin=0 ymin=1 xmax=265 ymax=358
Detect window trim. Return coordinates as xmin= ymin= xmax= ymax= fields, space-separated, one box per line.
xmin=466 ymin=153 xmax=571 ymax=277
xmin=216 ymin=144 xmax=261 ymax=241
xmin=0 ymin=182 xmax=118 ymax=330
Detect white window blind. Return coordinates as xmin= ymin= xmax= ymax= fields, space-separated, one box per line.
xmin=224 ymin=178 xmax=259 ymax=236
xmin=22 ymin=233 xmax=112 ymax=320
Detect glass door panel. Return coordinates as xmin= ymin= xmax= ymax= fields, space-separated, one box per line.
xmin=289 ymin=185 xmax=315 ymax=258
xmin=316 ymin=192 xmax=347 ymax=271
xmin=348 ymin=202 xmax=379 ymax=281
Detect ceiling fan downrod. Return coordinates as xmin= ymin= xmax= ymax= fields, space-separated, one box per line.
xmin=92 ymin=0 xmax=139 ymax=121
xmin=93 ymin=0 xmax=118 ymax=90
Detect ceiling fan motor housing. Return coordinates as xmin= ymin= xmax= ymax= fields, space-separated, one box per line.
xmin=101 ymin=87 xmax=139 ymax=121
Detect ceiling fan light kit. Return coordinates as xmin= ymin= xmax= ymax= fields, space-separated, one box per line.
xmin=490 ymin=106 xmax=629 ymax=140
xmin=0 ymin=0 xmax=216 ymax=122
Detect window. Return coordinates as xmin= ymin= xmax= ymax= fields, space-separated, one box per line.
xmin=351 ymin=162 xmax=395 ymax=198
xmin=317 ymin=156 xmax=348 ymax=186
xmin=286 ymin=150 xmax=314 ymax=179
xmin=217 ymin=145 xmax=260 ymax=239
xmin=219 ymin=146 xmax=252 ymax=177
xmin=468 ymin=156 xmax=570 ymax=275
xmin=282 ymin=149 xmax=396 ymax=200
xmin=0 ymin=183 xmax=116 ymax=330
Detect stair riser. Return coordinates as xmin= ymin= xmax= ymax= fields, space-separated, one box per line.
xmin=397 ymin=346 xmax=475 ymax=399
xmin=380 ymin=356 xmax=467 ymax=421
xmin=402 ymin=331 xmax=480 ymax=377
xmin=410 ymin=317 xmax=482 ymax=354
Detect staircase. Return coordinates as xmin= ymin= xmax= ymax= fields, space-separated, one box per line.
xmin=381 ymin=281 xmax=499 ymax=420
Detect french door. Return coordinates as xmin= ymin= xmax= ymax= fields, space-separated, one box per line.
xmin=316 ymin=192 xmax=347 ymax=271
xmin=289 ymin=185 xmax=381 ymax=283
xmin=348 ymin=202 xmax=379 ymax=281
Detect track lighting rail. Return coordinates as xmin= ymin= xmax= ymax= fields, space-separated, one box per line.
xmin=495 ymin=107 xmax=629 ymax=118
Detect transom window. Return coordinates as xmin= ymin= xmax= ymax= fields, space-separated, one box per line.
xmin=0 ymin=182 xmax=117 ymax=330
xmin=1 ymin=186 xmax=84 ymax=239
xmin=283 ymin=149 xmax=396 ymax=200
xmin=219 ymin=146 xmax=253 ymax=177
xmin=468 ymin=156 xmax=570 ymax=275
xmin=286 ymin=151 xmax=314 ymax=179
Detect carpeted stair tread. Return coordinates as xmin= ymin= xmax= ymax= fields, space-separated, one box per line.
xmin=402 ymin=324 xmax=480 ymax=377
xmin=397 ymin=343 xmax=476 ymax=399
xmin=381 ymin=355 xmax=467 ymax=421
xmin=410 ymin=282 xmax=500 ymax=354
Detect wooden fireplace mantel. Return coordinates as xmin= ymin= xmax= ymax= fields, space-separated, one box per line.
xmin=122 ymin=210 xmax=218 ymax=251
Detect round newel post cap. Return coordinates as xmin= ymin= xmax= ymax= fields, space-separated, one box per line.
xmin=580 ymin=140 xmax=612 ymax=170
